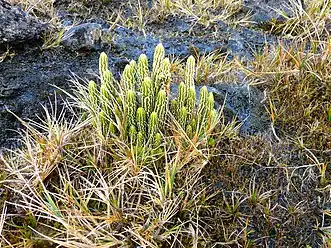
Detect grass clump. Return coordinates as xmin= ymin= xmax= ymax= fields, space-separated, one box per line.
xmin=0 ymin=44 xmax=222 ymax=247
xmin=80 ymin=43 xmax=218 ymax=166
xmin=153 ymin=0 xmax=248 ymax=27
xmin=268 ymin=0 xmax=331 ymax=39
xmin=1 ymin=33 xmax=331 ymax=246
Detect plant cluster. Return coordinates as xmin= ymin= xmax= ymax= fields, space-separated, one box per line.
xmin=268 ymin=0 xmax=330 ymax=38
xmin=85 ymin=43 xmax=218 ymax=158
xmin=0 ymin=44 xmax=222 ymax=248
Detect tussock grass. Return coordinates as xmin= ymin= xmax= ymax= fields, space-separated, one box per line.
xmin=2 ymin=32 xmax=331 ymax=246
xmin=152 ymin=0 xmax=250 ymax=27
xmin=9 ymin=0 xmax=60 ymax=27
xmin=1 ymin=35 xmax=330 ymax=246
xmin=1 ymin=1 xmax=331 ymax=246
xmin=0 ymin=98 xmax=221 ymax=247
xmin=171 ymin=52 xmax=241 ymax=85
xmin=0 ymin=45 xmax=227 ymax=247
xmin=1 ymin=34 xmax=331 ymax=246
xmin=269 ymin=0 xmax=331 ymax=39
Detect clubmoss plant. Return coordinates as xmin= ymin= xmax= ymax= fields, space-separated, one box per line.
xmin=152 ymin=43 xmax=166 ymax=93
xmin=122 ymin=61 xmax=137 ymax=91
xmin=88 ymin=80 xmax=98 ymax=108
xmin=136 ymin=107 xmax=147 ymax=135
xmin=99 ymin=52 xmax=108 ymax=76
xmin=141 ymin=77 xmax=154 ymax=117
xmin=177 ymin=81 xmax=187 ymax=111
xmin=137 ymin=54 xmax=149 ymax=83
xmin=154 ymin=132 xmax=162 ymax=148
xmin=186 ymin=86 xmax=196 ymax=120
xmin=129 ymin=125 xmax=137 ymax=143
xmin=155 ymin=89 xmax=167 ymax=125
xmin=85 ymin=43 xmax=218 ymax=160
xmin=161 ymin=57 xmax=171 ymax=94
xmin=3 ymin=33 xmax=331 ymax=248
xmin=126 ymin=90 xmax=137 ymax=130
xmin=185 ymin=55 xmax=196 ymax=88
xmin=102 ymin=70 xmax=114 ymax=91
xmin=171 ymin=78 xmax=217 ymax=138
xmin=148 ymin=111 xmax=159 ymax=139
xmin=196 ymin=86 xmax=209 ymax=134
xmin=178 ymin=106 xmax=188 ymax=129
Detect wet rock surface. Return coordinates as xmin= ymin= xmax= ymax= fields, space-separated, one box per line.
xmin=112 ymin=26 xmax=227 ymax=60
xmin=227 ymin=25 xmax=277 ymax=60
xmin=170 ymin=83 xmax=269 ymax=134
xmin=61 ymin=23 xmax=106 ymax=52
xmin=0 ymin=0 xmax=46 ymax=47
xmin=211 ymin=83 xmax=269 ymax=134
xmin=0 ymin=9 xmax=283 ymax=148
xmin=242 ymin=0 xmax=295 ymax=25
xmin=145 ymin=18 xmax=278 ymax=60
xmin=0 ymin=48 xmax=100 ymax=149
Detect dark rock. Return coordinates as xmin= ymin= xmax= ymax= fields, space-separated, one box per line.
xmin=170 ymin=83 xmax=270 ymax=135
xmin=242 ymin=0 xmax=297 ymax=25
xmin=210 ymin=83 xmax=269 ymax=134
xmin=0 ymin=0 xmax=46 ymax=47
xmin=59 ymin=18 xmax=277 ymax=60
xmin=0 ymin=19 xmax=277 ymax=150
xmin=61 ymin=23 xmax=106 ymax=52
xmin=0 ymin=48 xmax=100 ymax=150
xmin=112 ymin=26 xmax=227 ymax=60
xmin=57 ymin=11 xmax=74 ymax=27
xmin=227 ymin=26 xmax=278 ymax=60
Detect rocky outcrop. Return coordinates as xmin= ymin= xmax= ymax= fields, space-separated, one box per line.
xmin=0 ymin=17 xmax=278 ymax=149
xmin=0 ymin=48 xmax=100 ymax=150
xmin=0 ymin=0 xmax=46 ymax=47
xmin=170 ymin=83 xmax=269 ymax=135
xmin=61 ymin=23 xmax=105 ymax=52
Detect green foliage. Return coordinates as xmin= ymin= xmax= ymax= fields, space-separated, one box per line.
xmin=122 ymin=62 xmax=136 ymax=91
xmin=185 ymin=55 xmax=195 ymax=88
xmin=99 ymin=52 xmax=108 ymax=76
xmin=190 ymin=118 xmax=197 ymax=132
xmin=152 ymin=43 xmax=166 ymax=92
xmin=100 ymin=83 xmax=111 ymax=113
xmin=154 ymin=132 xmax=162 ymax=148
xmin=197 ymin=86 xmax=209 ymax=134
xmin=161 ymin=58 xmax=171 ymax=93
xmin=170 ymin=99 xmax=178 ymax=117
xmin=138 ymin=54 xmax=149 ymax=83
xmin=148 ymin=111 xmax=159 ymax=139
xmin=99 ymin=110 xmax=108 ymax=136
xmin=137 ymin=131 xmax=145 ymax=148
xmin=84 ymin=43 xmax=218 ymax=161
xmin=126 ymin=90 xmax=137 ymax=129
xmin=109 ymin=122 xmax=116 ymax=134
xmin=136 ymin=107 xmax=147 ymax=135
xmin=141 ymin=77 xmax=154 ymax=117
xmin=170 ymin=57 xmax=215 ymax=138
xmin=209 ymin=109 xmax=218 ymax=128
xmin=208 ymin=92 xmax=214 ymax=113
xmin=88 ymin=80 xmax=98 ymax=108
xmin=177 ymin=82 xmax=187 ymax=111
xmin=186 ymin=124 xmax=193 ymax=138
xmin=155 ymin=90 xmax=167 ymax=125
xmin=102 ymin=70 xmax=114 ymax=90
xmin=129 ymin=125 xmax=137 ymax=143
xmin=178 ymin=106 xmax=188 ymax=129
xmin=186 ymin=86 xmax=196 ymax=120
